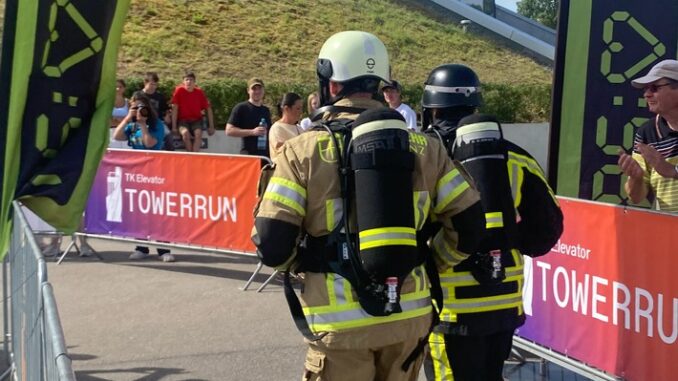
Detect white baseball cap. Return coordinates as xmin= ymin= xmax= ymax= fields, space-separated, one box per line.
xmin=631 ymin=59 xmax=678 ymax=88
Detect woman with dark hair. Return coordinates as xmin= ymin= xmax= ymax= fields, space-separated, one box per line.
xmin=110 ymin=79 xmax=130 ymax=149
xmin=113 ymin=91 xmax=165 ymax=150
xmin=112 ymin=91 xmax=174 ymax=262
xmin=268 ymin=92 xmax=303 ymax=162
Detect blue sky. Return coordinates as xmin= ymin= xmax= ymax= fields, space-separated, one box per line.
xmin=496 ymin=0 xmax=518 ymax=11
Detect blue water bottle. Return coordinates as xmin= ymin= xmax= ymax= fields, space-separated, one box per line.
xmin=257 ymin=118 xmax=267 ymax=151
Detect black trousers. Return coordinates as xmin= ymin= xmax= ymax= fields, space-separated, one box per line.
xmin=425 ymin=330 xmax=514 ymax=381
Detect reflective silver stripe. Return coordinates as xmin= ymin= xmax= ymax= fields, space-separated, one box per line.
xmin=307 ymin=297 xmax=432 ymax=325
xmin=413 ymin=191 xmax=430 ymax=230
xmin=485 ymin=212 xmax=503 ymax=228
xmin=445 ymin=295 xmax=522 ymax=310
xmin=508 ymin=151 xmax=541 ymax=173
xmin=435 ymin=170 xmax=469 ymax=212
xmin=333 ymin=274 xmax=346 ymax=305
xmin=424 ymin=84 xmax=480 ymax=96
xmin=440 ymin=268 xmax=523 ymax=284
xmin=508 ymin=151 xmax=557 ymax=204
xmin=265 ymin=179 xmax=306 ymax=215
xmin=353 ymin=119 xmax=408 ymax=138
xmin=508 ymin=151 xmax=548 ymax=185
xmin=460 ymin=154 xmax=505 ymax=164
xmin=359 ymin=231 xmax=416 ymax=246
xmin=509 ymin=163 xmax=520 ymax=205
xmin=412 ymin=266 xmax=428 ymax=292
xmin=325 ymin=198 xmax=343 ymax=231
xmin=432 ymin=231 xmax=467 ymax=265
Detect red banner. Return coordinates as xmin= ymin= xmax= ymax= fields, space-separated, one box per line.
xmin=518 ymin=198 xmax=677 ymax=381
xmin=84 ymin=150 xmax=262 ymax=253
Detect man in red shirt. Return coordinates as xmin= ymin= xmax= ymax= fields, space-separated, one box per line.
xmin=171 ymin=71 xmax=215 ymax=152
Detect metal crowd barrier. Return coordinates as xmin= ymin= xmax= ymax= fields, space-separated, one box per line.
xmin=2 ymin=201 xmax=76 ymax=380
xmin=512 ymin=336 xmax=622 ymax=381
xmin=62 ymin=151 xmax=275 ymax=292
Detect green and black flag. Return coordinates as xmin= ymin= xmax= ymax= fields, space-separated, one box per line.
xmin=0 ymin=0 xmax=130 ymax=256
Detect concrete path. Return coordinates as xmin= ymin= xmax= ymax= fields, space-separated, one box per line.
xmin=48 ymin=237 xmax=307 ymax=381
xmin=22 ymin=237 xmax=579 ymax=381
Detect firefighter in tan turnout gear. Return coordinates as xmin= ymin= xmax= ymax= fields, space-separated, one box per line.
xmin=251 ymin=31 xmax=486 ymax=380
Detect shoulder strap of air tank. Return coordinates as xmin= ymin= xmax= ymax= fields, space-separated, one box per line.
xmin=283 ymin=271 xmax=328 ymax=342
xmin=310 ymin=105 xmax=367 ymax=122
xmin=320 ymin=119 xmax=371 ymax=291
xmin=402 ymin=233 xmax=444 ymax=371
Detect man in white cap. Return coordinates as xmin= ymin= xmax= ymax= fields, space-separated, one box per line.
xmin=382 ymin=80 xmax=418 ymax=131
xmin=618 ymin=59 xmax=678 ymax=213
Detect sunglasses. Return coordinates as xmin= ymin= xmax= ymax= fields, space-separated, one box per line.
xmin=644 ymin=82 xmax=675 ymax=93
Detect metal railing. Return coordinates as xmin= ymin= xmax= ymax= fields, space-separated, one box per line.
xmin=2 ymin=201 xmax=76 ymax=380
xmin=426 ymin=0 xmax=555 ymax=61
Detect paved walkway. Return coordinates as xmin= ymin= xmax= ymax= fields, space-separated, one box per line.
xmin=16 ymin=237 xmax=584 ymax=381
xmin=47 ymin=237 xmax=307 ymax=381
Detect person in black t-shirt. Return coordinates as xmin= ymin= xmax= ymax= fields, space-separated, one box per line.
xmin=141 ymin=72 xmax=174 ymax=151
xmin=142 ymin=72 xmax=169 ymax=122
xmin=225 ymin=77 xmax=272 ymax=157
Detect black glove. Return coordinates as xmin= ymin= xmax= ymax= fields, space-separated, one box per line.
xmin=470 ymin=251 xmax=506 ymax=285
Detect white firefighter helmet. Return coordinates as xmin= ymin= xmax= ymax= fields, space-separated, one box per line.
xmin=317 ymin=31 xmax=390 ymax=84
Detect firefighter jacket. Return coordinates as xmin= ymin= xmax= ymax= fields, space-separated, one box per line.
xmin=438 ymin=141 xmax=563 ymax=336
xmin=252 ymin=97 xmax=484 ymax=349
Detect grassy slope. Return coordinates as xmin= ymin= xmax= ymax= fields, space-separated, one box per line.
xmin=118 ymin=0 xmax=551 ymax=86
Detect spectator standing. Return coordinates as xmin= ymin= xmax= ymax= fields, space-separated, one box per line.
xmin=142 ymin=72 xmax=173 ymax=151
xmin=142 ymin=72 xmax=169 ymax=125
xmin=110 ymin=79 xmax=130 ymax=149
xmin=382 ymin=80 xmax=418 ymax=131
xmin=299 ymin=91 xmax=319 ymax=130
xmin=112 ymin=93 xmax=175 ymax=262
xmin=171 ymin=71 xmax=215 ymax=152
xmin=268 ymin=92 xmax=303 ymax=162
xmin=225 ymin=78 xmax=272 ymax=157
xmin=618 ymin=59 xmax=678 ymax=213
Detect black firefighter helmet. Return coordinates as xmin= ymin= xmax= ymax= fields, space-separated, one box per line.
xmin=421 ymin=64 xmax=483 ymax=131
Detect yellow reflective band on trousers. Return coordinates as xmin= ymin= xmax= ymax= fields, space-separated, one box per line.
xmin=440 ymin=250 xmax=524 ymax=322
xmin=428 ymin=332 xmax=454 ymax=381
xmin=358 ymin=227 xmax=417 ymax=250
xmin=303 ymin=266 xmax=431 ymax=332
xmin=263 ymin=177 xmax=307 ymax=216
xmin=485 ymin=211 xmax=503 ymax=229
xmin=434 ymin=169 xmax=470 ymax=213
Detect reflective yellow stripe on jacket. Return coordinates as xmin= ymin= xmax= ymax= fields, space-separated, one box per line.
xmin=303 ymin=266 xmax=431 ymax=332
xmin=434 ymin=168 xmax=470 ymax=213
xmin=263 ymin=177 xmax=307 ymax=216
xmin=439 ymin=250 xmax=524 ymax=323
xmin=507 ymin=151 xmax=558 ymax=205
xmin=413 ymin=191 xmax=431 ymax=230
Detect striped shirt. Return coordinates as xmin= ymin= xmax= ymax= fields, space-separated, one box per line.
xmin=632 ymin=116 xmax=678 ymax=213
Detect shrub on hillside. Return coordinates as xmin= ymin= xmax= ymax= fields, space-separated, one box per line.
xmin=124 ymin=78 xmax=551 ymax=126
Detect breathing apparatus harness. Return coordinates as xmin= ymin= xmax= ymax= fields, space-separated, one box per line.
xmin=426 ymin=117 xmax=517 ymax=285
xmin=283 ymin=105 xmax=426 ymax=333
